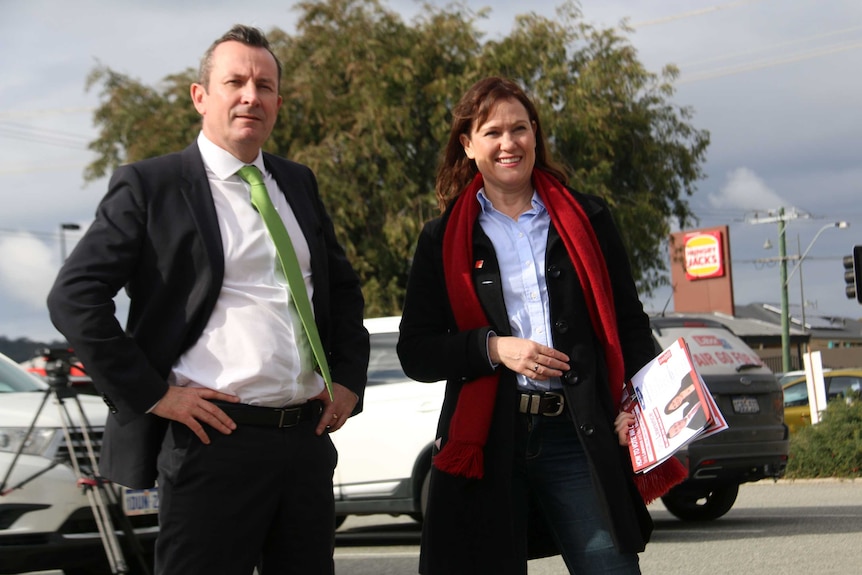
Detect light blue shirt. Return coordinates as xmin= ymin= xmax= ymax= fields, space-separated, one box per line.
xmin=477 ymin=189 xmax=561 ymax=392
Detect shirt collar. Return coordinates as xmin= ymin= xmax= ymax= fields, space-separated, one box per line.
xmin=196 ymin=132 xmax=266 ymax=181
xmin=476 ymin=187 xmax=546 ymax=216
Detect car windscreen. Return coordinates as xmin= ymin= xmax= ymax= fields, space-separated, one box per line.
xmin=0 ymin=354 xmax=48 ymax=392
xmin=368 ymin=332 xmax=408 ymax=385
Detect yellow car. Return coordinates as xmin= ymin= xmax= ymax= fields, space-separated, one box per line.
xmin=782 ymin=369 xmax=862 ymax=432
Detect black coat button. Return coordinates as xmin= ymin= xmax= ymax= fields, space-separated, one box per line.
xmin=102 ymin=394 xmax=118 ymax=414
xmin=563 ymin=371 xmax=580 ymax=385
xmin=580 ymin=424 xmax=595 ymax=436
xmin=548 ymin=265 xmax=562 ymax=279
xmin=554 ymin=320 xmax=569 ymax=334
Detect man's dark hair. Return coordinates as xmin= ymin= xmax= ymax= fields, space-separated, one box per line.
xmin=198 ymin=24 xmax=282 ymax=88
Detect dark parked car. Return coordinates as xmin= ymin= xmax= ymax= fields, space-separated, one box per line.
xmin=651 ymin=315 xmax=789 ymax=521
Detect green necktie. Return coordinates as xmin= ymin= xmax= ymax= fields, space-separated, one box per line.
xmin=237 ymin=165 xmax=333 ymax=401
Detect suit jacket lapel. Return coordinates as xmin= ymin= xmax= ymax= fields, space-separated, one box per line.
xmin=471 ymin=224 xmax=511 ymax=335
xmin=179 ymin=143 xmax=224 ymax=288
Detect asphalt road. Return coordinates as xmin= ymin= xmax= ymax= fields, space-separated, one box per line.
xmin=25 ymin=479 xmax=862 ymax=575
xmin=334 ymin=479 xmax=862 ymax=575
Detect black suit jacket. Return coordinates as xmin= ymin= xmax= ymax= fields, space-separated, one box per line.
xmin=47 ymin=143 xmax=369 ymax=488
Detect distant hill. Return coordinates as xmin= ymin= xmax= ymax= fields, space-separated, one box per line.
xmin=0 ymin=336 xmax=69 ymax=363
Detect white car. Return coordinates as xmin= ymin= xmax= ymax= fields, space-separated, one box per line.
xmin=0 ymin=351 xmax=157 ymax=575
xmin=331 ymin=316 xmax=442 ymax=526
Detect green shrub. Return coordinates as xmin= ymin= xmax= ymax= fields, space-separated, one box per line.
xmin=785 ymin=393 xmax=862 ymax=478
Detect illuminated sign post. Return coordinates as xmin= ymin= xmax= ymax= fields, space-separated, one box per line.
xmin=684 ymin=231 xmax=725 ymax=281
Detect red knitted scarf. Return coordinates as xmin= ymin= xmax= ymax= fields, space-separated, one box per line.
xmin=436 ymin=169 xmax=686 ymax=503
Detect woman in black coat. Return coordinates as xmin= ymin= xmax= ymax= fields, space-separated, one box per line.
xmin=397 ymin=77 xmax=674 ymax=575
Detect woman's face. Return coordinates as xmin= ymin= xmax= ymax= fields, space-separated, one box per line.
xmin=460 ymin=98 xmax=536 ymax=198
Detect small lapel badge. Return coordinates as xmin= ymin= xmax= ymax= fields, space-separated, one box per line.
xmin=474 ymin=260 xmax=484 ymax=269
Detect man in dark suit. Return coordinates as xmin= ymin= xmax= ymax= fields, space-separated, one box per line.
xmin=47 ymin=24 xmax=368 ymax=575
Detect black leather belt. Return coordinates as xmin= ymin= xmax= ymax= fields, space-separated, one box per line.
xmin=518 ymin=391 xmax=566 ymax=417
xmin=212 ymin=400 xmax=323 ymax=428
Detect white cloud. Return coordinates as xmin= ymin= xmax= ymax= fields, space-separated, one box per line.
xmin=0 ymin=234 xmax=58 ymax=309
xmin=708 ymin=167 xmax=790 ymax=212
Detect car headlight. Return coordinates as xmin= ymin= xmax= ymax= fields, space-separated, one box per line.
xmin=0 ymin=428 xmax=58 ymax=457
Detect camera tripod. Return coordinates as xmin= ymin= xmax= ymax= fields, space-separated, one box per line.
xmin=0 ymin=351 xmax=150 ymax=575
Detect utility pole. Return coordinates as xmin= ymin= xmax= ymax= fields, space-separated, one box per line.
xmin=749 ymin=208 xmax=799 ymax=373
xmin=778 ymin=210 xmax=790 ymax=373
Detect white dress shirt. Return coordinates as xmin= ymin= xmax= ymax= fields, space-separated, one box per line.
xmin=168 ymin=133 xmax=324 ymax=407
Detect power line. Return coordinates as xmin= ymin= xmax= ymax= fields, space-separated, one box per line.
xmin=0 ymin=228 xmax=73 ymax=241
xmin=0 ymin=162 xmax=91 ymax=176
xmin=679 ymin=25 xmax=862 ymax=72
xmin=678 ymin=40 xmax=862 ymax=84
xmin=630 ymin=0 xmax=765 ymax=29
xmin=0 ymin=107 xmax=94 ymax=118
xmin=0 ymin=121 xmax=91 ymax=150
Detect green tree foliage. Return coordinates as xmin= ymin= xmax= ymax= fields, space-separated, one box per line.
xmin=785 ymin=395 xmax=862 ymax=478
xmin=83 ymin=0 xmax=709 ymax=317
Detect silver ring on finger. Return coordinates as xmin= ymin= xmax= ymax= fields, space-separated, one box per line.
xmin=533 ymin=363 xmax=539 ymax=372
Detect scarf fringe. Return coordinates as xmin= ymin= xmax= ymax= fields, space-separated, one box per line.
xmin=634 ymin=457 xmax=688 ymax=504
xmin=433 ymin=440 xmax=486 ymax=479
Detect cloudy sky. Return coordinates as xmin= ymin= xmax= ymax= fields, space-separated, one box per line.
xmin=1 ymin=0 xmax=861 ymax=341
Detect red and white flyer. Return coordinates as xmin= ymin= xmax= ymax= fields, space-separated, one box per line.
xmin=621 ymin=337 xmax=728 ymax=473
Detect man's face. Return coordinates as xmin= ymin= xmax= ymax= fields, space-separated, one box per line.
xmin=191 ymin=41 xmax=282 ymax=163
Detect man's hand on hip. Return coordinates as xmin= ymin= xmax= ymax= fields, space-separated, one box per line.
xmin=313 ymin=382 xmax=358 ymax=436
xmin=150 ymin=386 xmax=240 ymax=444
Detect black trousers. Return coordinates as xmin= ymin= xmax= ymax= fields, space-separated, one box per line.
xmin=154 ymin=417 xmax=337 ymax=575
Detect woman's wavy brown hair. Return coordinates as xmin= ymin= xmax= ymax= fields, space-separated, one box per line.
xmin=435 ymin=77 xmax=569 ymax=211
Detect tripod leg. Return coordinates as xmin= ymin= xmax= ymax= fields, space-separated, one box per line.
xmin=104 ymin=483 xmax=153 ymax=575
xmin=55 ymin=393 xmax=131 ymax=574
xmin=78 ymin=478 xmax=129 ymax=574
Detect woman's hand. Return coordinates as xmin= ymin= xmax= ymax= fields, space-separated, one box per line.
xmin=615 ymin=411 xmax=636 ymax=446
xmin=488 ymin=335 xmax=570 ymax=381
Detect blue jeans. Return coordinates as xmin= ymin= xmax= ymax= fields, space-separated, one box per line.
xmin=513 ymin=414 xmax=641 ymax=575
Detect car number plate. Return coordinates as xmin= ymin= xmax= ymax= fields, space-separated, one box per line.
xmin=122 ymin=487 xmax=159 ymax=516
xmin=732 ymin=396 xmax=760 ymax=414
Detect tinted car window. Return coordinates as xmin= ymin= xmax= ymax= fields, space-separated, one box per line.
xmin=783 ymin=381 xmax=808 ymax=407
xmin=827 ymin=376 xmax=862 ymax=398
xmin=367 ymin=332 xmax=407 ymax=386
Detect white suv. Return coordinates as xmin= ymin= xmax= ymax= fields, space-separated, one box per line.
xmin=0 ymin=351 xmax=157 ymax=574
xmin=331 ymin=316 xmax=442 ymax=526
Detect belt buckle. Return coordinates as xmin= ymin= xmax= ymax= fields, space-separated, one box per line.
xmin=542 ymin=392 xmax=565 ymax=417
xmin=276 ymin=407 xmax=302 ymax=428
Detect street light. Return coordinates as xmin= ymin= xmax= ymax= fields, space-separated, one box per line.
xmin=778 ymin=220 xmax=848 ymax=371
xmin=786 ymin=221 xmax=849 ymax=286
xmin=59 ymin=222 xmax=81 ymax=262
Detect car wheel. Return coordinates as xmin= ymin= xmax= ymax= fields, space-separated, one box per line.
xmin=661 ymin=483 xmax=739 ymax=521
xmin=419 ymin=467 xmax=430 ymax=517
xmin=409 ymin=467 xmax=431 ymax=523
